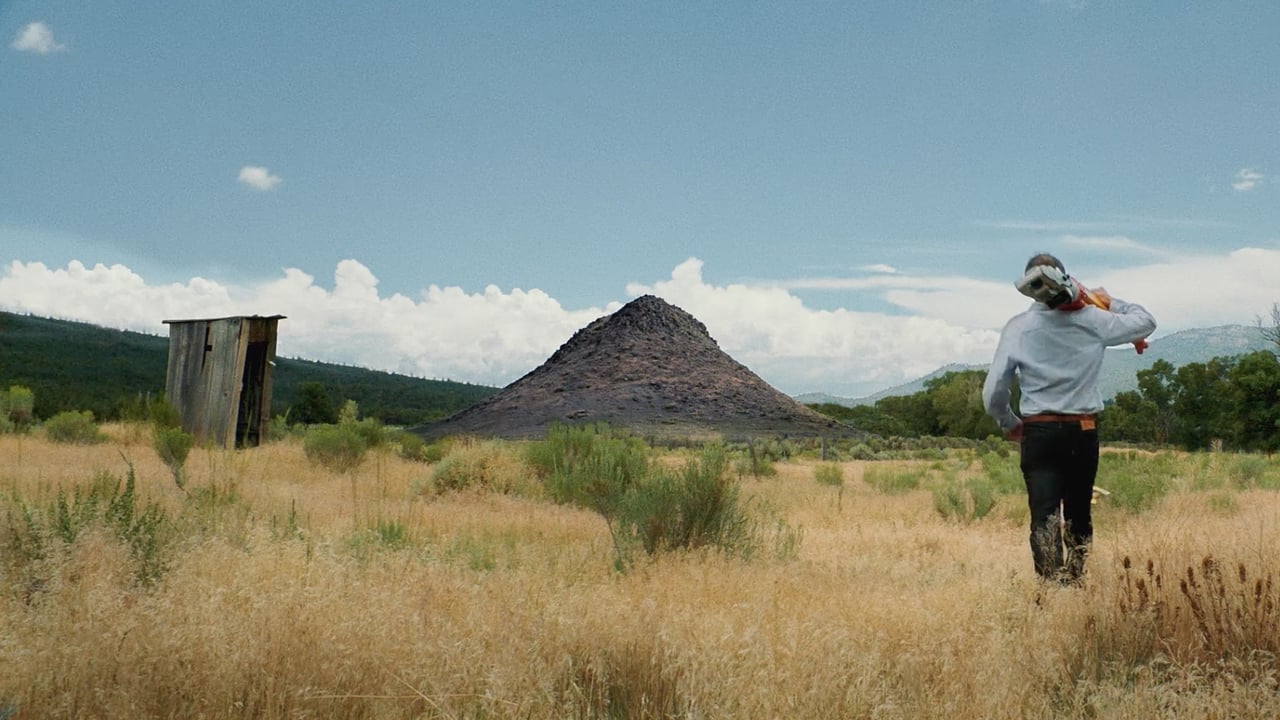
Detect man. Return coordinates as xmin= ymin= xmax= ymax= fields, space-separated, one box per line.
xmin=983 ymin=253 xmax=1156 ymax=584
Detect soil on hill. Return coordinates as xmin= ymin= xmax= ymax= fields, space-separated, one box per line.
xmin=413 ymin=295 xmax=856 ymax=440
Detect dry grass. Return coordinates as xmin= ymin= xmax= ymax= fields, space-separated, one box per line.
xmin=2 ymin=427 xmax=1280 ymax=719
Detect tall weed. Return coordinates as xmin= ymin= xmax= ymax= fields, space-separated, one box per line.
xmin=1 ymin=464 xmax=170 ymax=588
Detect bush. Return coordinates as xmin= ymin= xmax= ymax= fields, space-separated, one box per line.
xmin=1228 ymin=454 xmax=1272 ymax=489
xmin=529 ymin=425 xmax=781 ymax=567
xmin=863 ymin=465 xmax=923 ymax=494
xmin=43 ymin=410 xmax=105 ymax=445
xmin=1 ymin=385 xmax=35 ymax=433
xmin=619 ymin=445 xmax=749 ymax=555
xmin=529 ymin=423 xmax=650 ymax=513
xmin=303 ymin=424 xmax=368 ymax=472
xmin=153 ymin=425 xmax=195 ymax=489
xmin=932 ymin=476 xmax=998 ymax=522
xmin=814 ymin=462 xmax=844 ymax=488
xmin=814 ymin=462 xmax=845 ymax=510
xmin=429 ymin=439 xmax=530 ymax=495
xmin=1099 ymin=453 xmax=1174 ymax=514
xmin=978 ymin=451 xmax=1024 ymax=494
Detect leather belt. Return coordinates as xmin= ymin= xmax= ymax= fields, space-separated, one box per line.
xmin=1023 ymin=413 xmax=1096 ymax=429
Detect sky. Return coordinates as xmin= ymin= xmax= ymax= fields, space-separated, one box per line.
xmin=2 ymin=2 xmax=1278 ymax=399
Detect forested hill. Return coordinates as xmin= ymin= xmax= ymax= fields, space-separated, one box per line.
xmin=0 ymin=311 xmax=498 ymax=425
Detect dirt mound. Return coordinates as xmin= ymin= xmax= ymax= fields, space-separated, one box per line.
xmin=413 ymin=295 xmax=852 ymax=440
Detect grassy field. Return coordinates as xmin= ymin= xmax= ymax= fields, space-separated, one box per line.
xmin=2 ymin=427 xmax=1279 ymax=719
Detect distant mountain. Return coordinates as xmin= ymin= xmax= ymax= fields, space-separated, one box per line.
xmin=795 ymin=363 xmax=986 ymax=408
xmin=799 ymin=325 xmax=1272 ymax=407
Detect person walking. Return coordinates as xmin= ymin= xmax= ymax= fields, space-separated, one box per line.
xmin=983 ymin=253 xmax=1156 ymax=584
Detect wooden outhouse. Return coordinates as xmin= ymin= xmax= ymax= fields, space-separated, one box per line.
xmin=163 ymin=315 xmax=285 ymax=448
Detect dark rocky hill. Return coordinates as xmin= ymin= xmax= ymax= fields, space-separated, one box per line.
xmin=413 ymin=295 xmax=853 ymax=440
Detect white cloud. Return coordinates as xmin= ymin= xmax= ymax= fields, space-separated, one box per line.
xmin=861 ymin=264 xmax=898 ymax=274
xmin=1233 ymin=168 xmax=1264 ymax=192
xmin=11 ymin=21 xmax=65 ymax=54
xmin=627 ymin=258 xmax=1007 ymax=394
xmin=238 ymin=166 xmax=282 ymax=191
xmin=3 ymin=251 xmax=1279 ymax=399
xmin=1060 ymin=234 xmax=1167 ymax=256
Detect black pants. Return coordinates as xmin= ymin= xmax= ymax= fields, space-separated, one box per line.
xmin=1019 ymin=420 xmax=1099 ymax=583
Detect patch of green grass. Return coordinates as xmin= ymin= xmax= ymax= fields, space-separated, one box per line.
xmin=1098 ymin=453 xmax=1174 ymax=514
xmin=863 ymin=465 xmax=924 ymax=494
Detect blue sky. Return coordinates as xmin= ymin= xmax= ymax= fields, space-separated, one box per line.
xmin=3 ymin=2 xmax=1278 ymax=398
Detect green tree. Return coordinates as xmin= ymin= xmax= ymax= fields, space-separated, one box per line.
xmin=1229 ymin=350 xmax=1280 ymax=453
xmin=1135 ymin=359 xmax=1177 ymax=444
xmin=1171 ymin=358 xmax=1234 ymax=450
xmin=874 ymin=392 xmax=937 ymax=437
xmin=1 ymin=385 xmax=36 ymax=432
xmin=806 ymin=402 xmax=909 ymax=437
xmin=925 ymin=370 xmax=1000 ymax=440
xmin=291 ymin=382 xmax=338 ymax=425
xmin=1257 ymin=301 xmax=1280 ymax=356
xmin=1102 ymin=390 xmax=1158 ymax=444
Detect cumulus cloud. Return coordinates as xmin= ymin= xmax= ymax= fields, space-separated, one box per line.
xmin=237 ymin=166 xmax=282 ymax=191
xmin=1233 ymin=168 xmax=1264 ymax=192
xmin=630 ymin=259 xmax=1008 ymax=394
xmin=11 ymin=21 xmax=65 ymax=54
xmin=3 ymin=251 xmax=1278 ymax=398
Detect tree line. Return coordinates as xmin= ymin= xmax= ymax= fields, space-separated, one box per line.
xmin=810 ymin=350 xmax=1280 ymax=454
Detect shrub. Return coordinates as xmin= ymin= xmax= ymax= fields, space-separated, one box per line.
xmin=863 ymin=465 xmax=922 ymax=494
xmin=814 ymin=462 xmax=845 ymax=510
xmin=814 ymin=462 xmax=844 ymax=488
xmin=349 ymin=417 xmax=386 ymax=449
xmin=1 ymin=385 xmax=35 ymax=433
xmin=303 ymin=424 xmax=368 ymax=472
xmin=1228 ymin=454 xmax=1272 ymax=489
xmin=153 ymin=425 xmax=195 ymax=489
xmin=621 ymin=444 xmax=756 ymax=558
xmin=529 ymin=423 xmax=650 ymax=513
xmin=1099 ymin=453 xmax=1173 ymax=514
xmin=978 ymin=451 xmax=1024 ymax=494
xmin=43 ymin=410 xmax=105 ymax=445
xmin=529 ymin=425 xmax=781 ymax=567
xmin=932 ymin=476 xmax=998 ymax=522
xmin=429 ymin=439 xmax=530 ymax=495
xmin=847 ymin=443 xmax=890 ymax=461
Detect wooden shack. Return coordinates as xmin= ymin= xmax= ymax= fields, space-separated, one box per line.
xmin=163 ymin=315 xmax=285 ymax=448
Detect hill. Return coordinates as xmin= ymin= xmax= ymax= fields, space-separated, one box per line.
xmin=800 ymin=325 xmax=1272 ymax=407
xmin=0 ymin=311 xmax=497 ymax=424
xmin=414 ymin=295 xmax=853 ymax=440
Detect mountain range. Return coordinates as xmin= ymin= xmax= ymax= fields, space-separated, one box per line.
xmin=795 ymin=325 xmax=1273 ymax=407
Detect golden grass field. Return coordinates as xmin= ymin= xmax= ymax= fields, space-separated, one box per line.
xmin=2 ymin=426 xmax=1279 ymax=719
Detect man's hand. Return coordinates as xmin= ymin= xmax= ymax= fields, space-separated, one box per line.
xmin=1005 ymin=422 xmax=1024 ymax=443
